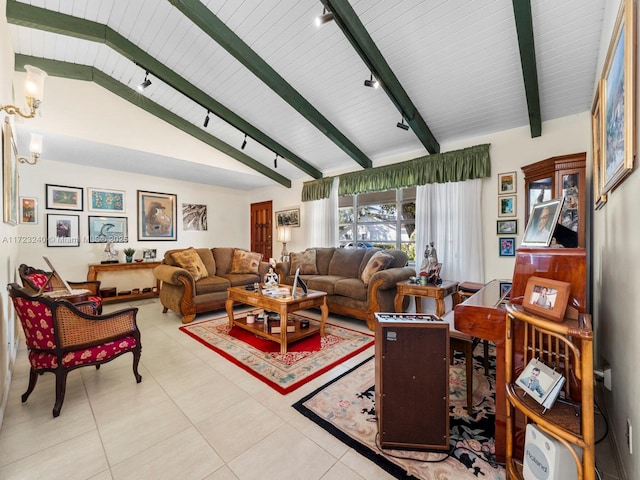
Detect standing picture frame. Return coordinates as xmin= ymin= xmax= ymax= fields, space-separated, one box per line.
xmin=521 ymin=198 xmax=563 ymax=247
xmin=46 ymin=213 xmax=80 ymax=247
xmin=522 ymin=276 xmax=571 ymax=322
xmin=88 ymin=216 xmax=128 ymax=243
xmin=601 ymin=0 xmax=635 ymax=195
xmin=19 ymin=197 xmax=37 ymax=224
xmin=87 ymin=187 xmax=126 ymax=213
xmin=45 ymin=184 xmax=83 ymax=211
xmin=498 ymin=195 xmax=516 ymax=217
xmin=498 ymin=171 xmax=517 ymax=194
xmin=137 ymin=190 xmax=177 ymax=241
xmin=276 ymin=208 xmax=300 ymax=227
xmin=3 ymin=118 xmax=19 ymax=225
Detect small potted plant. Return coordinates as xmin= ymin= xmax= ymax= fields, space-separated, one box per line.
xmin=123 ymin=248 xmax=136 ymax=263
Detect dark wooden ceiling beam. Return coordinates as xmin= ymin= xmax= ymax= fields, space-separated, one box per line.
xmin=168 ymin=0 xmax=372 ymax=169
xmin=14 ymin=55 xmax=291 ymax=188
xmin=512 ymin=0 xmax=542 ymax=138
xmin=6 ymin=0 xmax=319 ymax=180
xmin=322 ymin=0 xmax=440 ymax=154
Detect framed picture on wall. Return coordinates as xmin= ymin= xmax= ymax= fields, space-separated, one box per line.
xmin=88 ymin=216 xmax=128 ymax=243
xmin=498 ymin=195 xmax=516 ymax=217
xmin=46 ymin=214 xmax=80 ymax=247
xmin=3 ymin=118 xmax=19 ymax=225
xmin=498 ymin=171 xmax=517 ymax=194
xmin=497 ymin=219 xmax=517 ymax=235
xmin=19 ymin=197 xmax=37 ymax=224
xmin=46 ymin=184 xmax=83 ymax=211
xmin=276 ymin=208 xmax=300 ymax=227
xmin=498 ymin=237 xmax=516 ymax=257
xmin=137 ymin=190 xmax=177 ymax=241
xmin=88 ymin=187 xmax=126 ymax=213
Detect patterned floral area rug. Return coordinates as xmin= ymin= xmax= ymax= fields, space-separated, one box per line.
xmin=179 ymin=312 xmax=374 ymax=394
xmin=293 ymin=347 xmax=506 ymax=479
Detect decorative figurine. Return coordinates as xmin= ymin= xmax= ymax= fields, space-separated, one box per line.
xmin=264 ymin=267 xmax=279 ymax=288
xmin=103 ymin=241 xmax=118 ymax=263
xmin=419 ymin=241 xmax=441 ymax=284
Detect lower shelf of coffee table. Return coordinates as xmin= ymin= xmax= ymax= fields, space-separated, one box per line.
xmin=232 ymin=316 xmax=320 ymax=345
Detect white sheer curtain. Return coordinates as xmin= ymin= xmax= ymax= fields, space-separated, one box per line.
xmin=415 ymin=178 xmax=484 ymax=283
xmin=307 ymin=177 xmax=339 ymax=247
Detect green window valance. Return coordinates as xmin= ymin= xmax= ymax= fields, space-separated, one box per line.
xmin=301 ymin=143 xmax=490 ymax=201
xmin=339 ymin=143 xmax=490 ymax=196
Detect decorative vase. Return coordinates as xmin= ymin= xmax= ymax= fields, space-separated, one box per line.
xmin=126 ymin=256 xmax=133 ymax=263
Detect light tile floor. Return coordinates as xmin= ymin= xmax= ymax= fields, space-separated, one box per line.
xmin=0 ymin=299 xmax=621 ymax=480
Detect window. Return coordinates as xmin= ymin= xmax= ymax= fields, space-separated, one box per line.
xmin=338 ymin=187 xmax=416 ymax=261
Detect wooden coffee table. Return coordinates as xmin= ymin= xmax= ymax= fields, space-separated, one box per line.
xmin=225 ymin=285 xmax=328 ymax=354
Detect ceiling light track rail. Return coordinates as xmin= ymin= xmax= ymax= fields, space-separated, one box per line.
xmin=14 ymin=55 xmax=291 ymax=188
xmin=168 ymin=0 xmax=372 ymax=170
xmin=6 ymin=0 xmax=319 ymax=180
xmin=320 ymin=0 xmax=440 ymax=154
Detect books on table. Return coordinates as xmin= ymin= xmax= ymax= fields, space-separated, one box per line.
xmin=516 ymin=357 xmax=565 ymax=412
xmin=270 ymin=319 xmax=295 ymax=334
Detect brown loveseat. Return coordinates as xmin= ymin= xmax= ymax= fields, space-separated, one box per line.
xmin=276 ymin=247 xmax=415 ymax=330
xmin=154 ymin=247 xmax=269 ymax=323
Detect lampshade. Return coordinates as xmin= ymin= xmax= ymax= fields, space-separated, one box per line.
xmin=24 ymin=65 xmax=47 ymax=103
xmin=29 ymin=133 xmax=43 ymax=155
xmin=277 ymin=226 xmax=291 ymax=242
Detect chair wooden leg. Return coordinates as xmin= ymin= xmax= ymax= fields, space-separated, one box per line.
xmin=21 ymin=368 xmax=39 ymax=403
xmin=483 ymin=340 xmax=490 ymax=375
xmin=132 ymin=347 xmax=142 ymax=383
xmin=53 ymin=369 xmax=69 ymax=417
xmin=465 ymin=341 xmax=473 ymax=411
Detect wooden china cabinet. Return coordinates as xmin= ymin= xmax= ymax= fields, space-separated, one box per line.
xmin=521 ymin=152 xmax=586 ymax=247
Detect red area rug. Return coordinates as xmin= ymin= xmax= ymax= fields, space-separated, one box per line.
xmin=179 ymin=311 xmax=374 ymax=394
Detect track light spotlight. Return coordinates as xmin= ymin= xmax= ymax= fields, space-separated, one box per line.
xmin=315 ymin=8 xmax=334 ymax=26
xmin=137 ymin=71 xmax=152 ymax=91
xmin=204 ymin=110 xmax=210 ymax=128
xmin=364 ymin=74 xmax=379 ymax=89
xmin=274 ymin=154 xmax=279 ymax=168
xmin=396 ymin=118 xmax=409 ymax=131
xmin=241 ymin=134 xmax=247 ymax=150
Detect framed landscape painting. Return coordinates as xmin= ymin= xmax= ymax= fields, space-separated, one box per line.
xmin=137 ymin=190 xmax=177 ymax=241
xmin=19 ymin=197 xmax=37 ymax=224
xmin=498 ymin=195 xmax=516 ymax=217
xmin=46 ymin=184 xmax=83 ymax=211
xmin=276 ymin=208 xmax=300 ymax=227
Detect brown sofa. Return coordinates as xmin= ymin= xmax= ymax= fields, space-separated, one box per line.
xmin=276 ymin=247 xmax=415 ymax=330
xmin=154 ymin=247 xmax=269 ymax=323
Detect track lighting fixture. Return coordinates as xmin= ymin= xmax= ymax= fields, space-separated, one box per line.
xmin=241 ymin=134 xmax=247 ymax=150
xmin=315 ymin=7 xmax=334 ymax=27
xmin=204 ymin=110 xmax=210 ymax=128
xmin=137 ymin=71 xmax=152 ymax=91
xmin=396 ymin=118 xmax=409 ymax=131
xmin=274 ymin=154 xmax=279 ymax=168
xmin=364 ymin=74 xmax=379 ymax=89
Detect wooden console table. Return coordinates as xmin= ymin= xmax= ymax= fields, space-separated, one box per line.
xmin=87 ymin=262 xmax=161 ymax=304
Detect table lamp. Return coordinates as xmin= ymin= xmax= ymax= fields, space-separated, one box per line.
xmin=277 ymin=226 xmax=291 ymax=260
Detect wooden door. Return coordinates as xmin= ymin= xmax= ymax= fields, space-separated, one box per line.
xmin=251 ymin=201 xmax=273 ymax=260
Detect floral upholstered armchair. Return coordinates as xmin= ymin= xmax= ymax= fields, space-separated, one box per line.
xmin=18 ymin=263 xmax=103 ymax=314
xmin=7 ymin=283 xmax=142 ymax=417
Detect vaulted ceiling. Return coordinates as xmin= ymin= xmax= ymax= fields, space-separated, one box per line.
xmin=6 ymin=0 xmax=605 ymax=190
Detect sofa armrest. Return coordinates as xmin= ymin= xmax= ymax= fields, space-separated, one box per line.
xmin=369 ymin=266 xmax=416 ymax=291
xmin=275 ymin=261 xmax=291 ymax=281
xmin=258 ymin=261 xmax=271 ymax=280
xmin=153 ymin=264 xmax=195 ymax=288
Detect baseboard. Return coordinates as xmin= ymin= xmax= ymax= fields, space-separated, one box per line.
xmin=595 ymin=383 xmax=626 ymax=480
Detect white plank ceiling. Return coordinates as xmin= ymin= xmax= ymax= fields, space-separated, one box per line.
xmin=8 ymin=0 xmax=605 ymax=189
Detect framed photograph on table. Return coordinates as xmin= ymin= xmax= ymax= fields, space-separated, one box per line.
xmin=88 ymin=216 xmax=128 ymax=243
xmin=137 ymin=190 xmax=177 ymax=241
xmin=600 ymin=0 xmax=635 ymax=196
xmin=46 ymin=213 xmax=80 ymax=247
xmin=276 ymin=208 xmax=300 ymax=227
xmin=521 ymin=198 xmax=563 ymax=247
xmin=19 ymin=197 xmax=37 ymax=224
xmin=498 ymin=171 xmax=516 ymax=194
xmin=46 ymin=184 xmax=83 ymax=211
xmin=523 ymin=276 xmax=571 ymax=322
xmin=498 ymin=195 xmax=516 ymax=217
xmin=88 ymin=187 xmax=126 ymax=213
xmin=498 ymin=237 xmax=516 ymax=257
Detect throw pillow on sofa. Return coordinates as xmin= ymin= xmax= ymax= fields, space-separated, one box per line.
xmin=361 ymin=251 xmax=394 ymax=285
xmin=290 ymin=249 xmax=318 ymax=275
xmin=230 ymin=249 xmax=262 ymax=274
xmin=171 ymin=248 xmax=209 ymax=281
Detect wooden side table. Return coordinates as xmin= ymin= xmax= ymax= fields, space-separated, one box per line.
xmin=394 ymin=280 xmax=460 ymax=316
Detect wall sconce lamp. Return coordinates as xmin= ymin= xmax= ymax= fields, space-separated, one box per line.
xmin=17 ymin=133 xmax=43 ymax=165
xmin=277 ymin=226 xmax=292 ymax=260
xmin=1 ymin=65 xmax=47 ymax=119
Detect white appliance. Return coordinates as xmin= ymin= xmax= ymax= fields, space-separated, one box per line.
xmin=523 ymin=423 xmax=582 ymax=480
